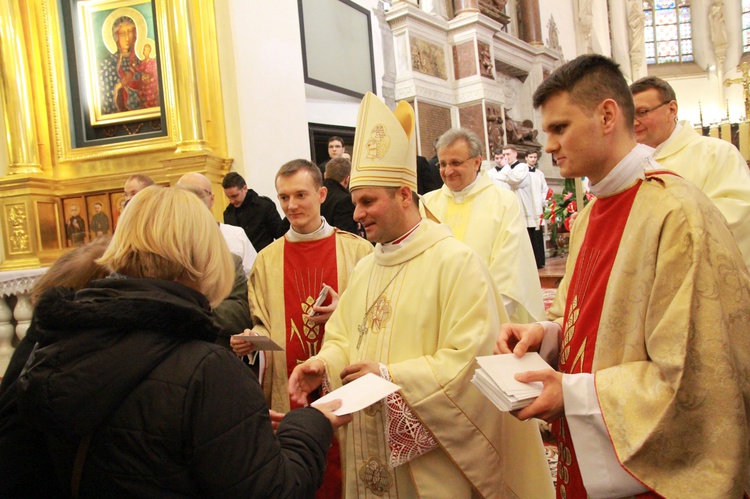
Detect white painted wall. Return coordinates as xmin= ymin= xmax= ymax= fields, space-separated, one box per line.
xmin=538 ymin=1 xmax=576 ymax=62
xmin=216 ymin=1 xmax=311 ymax=209
xmin=215 ymin=0 xmax=388 ymax=210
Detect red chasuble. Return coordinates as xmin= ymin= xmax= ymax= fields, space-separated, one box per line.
xmin=555 ymin=181 xmax=658 ymax=499
xmin=283 ymin=233 xmax=341 ymax=498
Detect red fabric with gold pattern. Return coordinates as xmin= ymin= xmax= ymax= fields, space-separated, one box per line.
xmin=555 ymin=182 xmax=641 ymax=499
xmin=282 ymin=234 xmax=340 ymax=499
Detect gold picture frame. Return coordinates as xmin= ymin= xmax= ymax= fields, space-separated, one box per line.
xmin=77 ymin=0 xmax=162 ymax=127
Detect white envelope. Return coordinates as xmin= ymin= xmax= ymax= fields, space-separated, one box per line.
xmin=311 ymin=373 xmax=401 ymax=416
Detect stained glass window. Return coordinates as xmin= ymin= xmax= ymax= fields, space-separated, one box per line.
xmin=644 ymin=0 xmax=692 ymax=65
xmin=744 ymin=0 xmax=750 ymax=53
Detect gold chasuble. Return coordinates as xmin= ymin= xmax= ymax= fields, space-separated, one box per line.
xmin=548 ymin=171 xmax=750 ymax=498
xmin=651 ymin=122 xmax=750 ymax=270
xmin=421 ymin=173 xmax=545 ymax=323
xmin=317 ymin=220 xmax=554 ymax=498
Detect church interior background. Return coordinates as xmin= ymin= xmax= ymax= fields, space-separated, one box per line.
xmin=0 ymin=0 xmax=747 ymax=369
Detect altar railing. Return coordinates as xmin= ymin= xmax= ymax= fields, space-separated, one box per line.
xmin=0 ymin=268 xmax=47 ymax=378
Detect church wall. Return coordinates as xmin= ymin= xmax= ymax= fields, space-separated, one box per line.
xmin=416 ymin=101 xmax=452 ymax=158
xmin=458 ymin=103 xmax=486 ymax=151
xmin=537 ymin=1 xmax=576 ymax=63
xmin=670 ymin=77 xmax=743 ymax=125
xmin=215 ymin=0 xmax=311 ymax=208
xmin=214 ymin=0 xmax=387 ymax=209
xmin=590 ymin=1 xmax=612 ymax=57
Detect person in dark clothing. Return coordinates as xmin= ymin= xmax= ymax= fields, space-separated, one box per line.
xmin=7 ymin=186 xmax=349 ymax=498
xmin=0 ymin=237 xmax=111 ymax=499
xmin=417 ymin=155 xmax=443 ymax=194
xmin=222 ymin=172 xmax=288 ymax=252
xmin=320 ymin=157 xmax=360 ymax=235
xmin=317 ymin=135 xmax=347 ymax=176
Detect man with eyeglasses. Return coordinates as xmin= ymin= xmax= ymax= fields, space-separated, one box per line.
xmin=631 ymin=76 xmax=750 ymax=269
xmin=421 ymin=128 xmax=545 ymax=324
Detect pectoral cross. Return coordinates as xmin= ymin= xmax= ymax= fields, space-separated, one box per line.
xmin=357 ymin=318 xmax=368 ymax=350
xmin=723 ymin=62 xmax=750 ymax=121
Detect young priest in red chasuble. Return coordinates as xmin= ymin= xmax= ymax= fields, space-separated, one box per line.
xmin=231 ymin=159 xmax=371 ymax=498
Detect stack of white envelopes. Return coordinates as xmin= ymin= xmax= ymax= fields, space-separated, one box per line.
xmin=472 ymin=352 xmax=553 ymax=411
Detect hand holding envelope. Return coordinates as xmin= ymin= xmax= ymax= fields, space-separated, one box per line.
xmin=312 ymin=373 xmax=401 ymax=416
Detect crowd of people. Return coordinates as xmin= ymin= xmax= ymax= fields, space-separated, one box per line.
xmin=1 ymin=54 xmax=750 ymax=498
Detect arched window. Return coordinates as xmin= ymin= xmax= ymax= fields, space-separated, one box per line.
xmin=743 ymin=0 xmax=750 ymax=53
xmin=644 ymin=0 xmax=693 ymax=65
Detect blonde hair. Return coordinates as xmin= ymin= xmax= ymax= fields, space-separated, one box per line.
xmin=97 ymin=186 xmax=233 ymax=308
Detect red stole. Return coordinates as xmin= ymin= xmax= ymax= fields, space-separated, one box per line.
xmin=555 ymin=182 xmax=649 ymax=499
xmin=283 ymin=233 xmax=341 ymax=498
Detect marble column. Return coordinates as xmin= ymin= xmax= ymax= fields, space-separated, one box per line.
xmin=517 ymin=0 xmax=543 ymax=46
xmin=0 ymin=0 xmax=43 ymax=174
xmin=453 ymin=0 xmax=479 ymax=15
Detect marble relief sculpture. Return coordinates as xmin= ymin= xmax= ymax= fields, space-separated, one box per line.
xmin=578 ymin=0 xmax=593 ymax=52
xmin=627 ymin=0 xmax=645 ymax=71
xmin=547 ymin=16 xmax=562 ymax=53
xmin=709 ymin=1 xmax=728 ymax=61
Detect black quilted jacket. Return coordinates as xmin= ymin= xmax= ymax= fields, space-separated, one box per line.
xmin=11 ymin=277 xmax=331 ymax=498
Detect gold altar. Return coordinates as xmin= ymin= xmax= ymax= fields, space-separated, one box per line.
xmin=0 ymin=0 xmax=231 ymax=269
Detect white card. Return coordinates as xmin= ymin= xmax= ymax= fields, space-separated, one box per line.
xmin=233 ymin=335 xmax=284 ymax=351
xmin=475 ymin=352 xmax=552 ymax=394
xmin=311 ymin=373 xmax=401 ymax=416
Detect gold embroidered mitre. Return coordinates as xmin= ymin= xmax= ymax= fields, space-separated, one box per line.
xmin=349 ymin=92 xmax=417 ymax=192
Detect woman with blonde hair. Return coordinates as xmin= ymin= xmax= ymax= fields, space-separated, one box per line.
xmin=13 ymin=186 xmax=347 ymax=497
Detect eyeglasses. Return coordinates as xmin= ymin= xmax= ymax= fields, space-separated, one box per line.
xmin=439 ymin=156 xmax=477 ymax=169
xmin=634 ymin=101 xmax=672 ymax=119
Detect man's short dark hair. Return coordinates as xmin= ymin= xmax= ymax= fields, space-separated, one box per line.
xmin=328 ymin=136 xmax=344 ymax=146
xmin=222 ymin=172 xmax=247 ymax=190
xmin=276 ymin=159 xmax=323 ymax=188
xmin=94 ymin=202 xmax=102 ymax=208
xmin=325 ymin=157 xmax=351 ymax=183
xmin=127 ymin=174 xmax=155 ymax=187
xmin=532 ymin=54 xmax=635 ymax=130
xmin=629 ymin=76 xmax=677 ymax=103
xmin=502 ymin=144 xmax=518 ymax=153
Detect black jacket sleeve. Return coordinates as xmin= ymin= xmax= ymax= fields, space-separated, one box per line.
xmin=187 ymin=349 xmax=332 ymax=498
xmin=213 ymin=254 xmax=252 ymax=345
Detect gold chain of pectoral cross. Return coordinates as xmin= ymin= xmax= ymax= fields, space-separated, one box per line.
xmin=357 ymin=263 xmax=407 ymax=350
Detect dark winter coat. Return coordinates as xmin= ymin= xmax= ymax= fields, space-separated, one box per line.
xmin=223 ymin=189 xmax=288 ymax=252
xmin=320 ymin=178 xmax=359 ymax=235
xmin=8 ymin=277 xmax=332 ymax=498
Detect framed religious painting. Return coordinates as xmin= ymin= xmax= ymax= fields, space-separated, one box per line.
xmin=110 ymin=191 xmax=127 ymax=229
xmin=86 ymin=193 xmax=112 ymax=240
xmin=79 ymin=0 xmax=162 ymax=125
xmin=60 ymin=0 xmax=168 ymax=146
xmin=62 ymin=197 xmax=89 ymax=248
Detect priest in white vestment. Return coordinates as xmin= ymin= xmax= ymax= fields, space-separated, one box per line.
xmin=421 ymin=127 xmax=545 ymax=324
xmin=631 ymin=76 xmax=750 ymax=270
